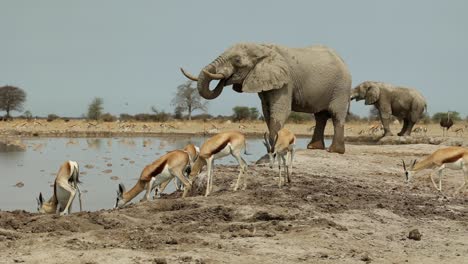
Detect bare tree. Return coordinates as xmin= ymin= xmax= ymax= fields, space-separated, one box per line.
xmin=0 ymin=85 xmax=26 ymax=119
xmin=171 ymin=81 xmax=208 ymax=120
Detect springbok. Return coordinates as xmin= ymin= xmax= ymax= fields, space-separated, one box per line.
xmin=263 ymin=128 xmax=296 ymax=188
xmin=412 ymin=126 xmax=428 ymax=135
xmin=154 ymin=144 xmax=199 ymax=198
xmin=184 ymin=131 xmax=248 ymax=197
xmin=115 ymin=144 xmax=197 ymax=208
xmin=402 ymin=146 xmax=468 ymax=193
xmin=37 ymin=160 xmax=82 ymax=215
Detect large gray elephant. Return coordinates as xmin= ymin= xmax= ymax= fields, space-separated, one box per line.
xmin=181 ymin=43 xmax=351 ymax=153
xmin=350 ymin=81 xmax=427 ymax=136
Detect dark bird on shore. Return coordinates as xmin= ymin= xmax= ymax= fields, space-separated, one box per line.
xmin=440 ymin=111 xmax=454 ymax=137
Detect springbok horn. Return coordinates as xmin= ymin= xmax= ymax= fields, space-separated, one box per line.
xmin=263 ymin=132 xmax=270 ymax=151
xmin=402 ymin=159 xmax=406 ymax=170
xmin=180 ymin=68 xmax=199 ymax=81
xmin=412 ymin=159 xmax=417 ymax=167
xmin=202 ymin=69 xmax=225 ymax=80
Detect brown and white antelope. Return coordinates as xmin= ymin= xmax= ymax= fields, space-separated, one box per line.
xmin=154 ymin=144 xmax=199 ymax=198
xmin=185 ymin=131 xmax=248 ymax=197
xmin=263 ymin=128 xmax=296 ymax=188
xmin=114 ymin=144 xmax=197 ymax=208
xmin=412 ymin=126 xmax=428 ymax=135
xmin=37 ymin=160 xmax=82 ymax=215
xmin=402 ymin=146 xmax=468 ymax=193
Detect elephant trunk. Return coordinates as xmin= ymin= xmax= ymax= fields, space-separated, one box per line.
xmin=197 ymin=57 xmax=227 ymax=100
xmin=350 ymin=90 xmax=359 ymax=100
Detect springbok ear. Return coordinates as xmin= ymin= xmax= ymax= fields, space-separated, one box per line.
xmin=242 ymin=46 xmax=289 ymax=93
xmin=263 ymin=132 xmax=271 ymax=151
xmin=118 ymin=183 xmax=125 ymax=194
xmin=39 ymin=192 xmax=44 ymax=204
xmin=365 ymin=85 xmax=380 ymax=105
xmin=273 ymin=134 xmax=279 ymax=146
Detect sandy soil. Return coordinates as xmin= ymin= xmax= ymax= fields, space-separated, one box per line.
xmin=1 ymin=144 xmax=467 ymax=264
xmin=1 ymin=119 xmax=467 ymax=139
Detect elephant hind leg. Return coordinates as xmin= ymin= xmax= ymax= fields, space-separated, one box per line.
xmin=328 ymin=117 xmax=345 ymax=154
xmin=398 ymin=119 xmax=409 ymax=136
xmin=308 ymin=111 xmax=329 ymax=150
xmin=404 ymin=121 xmax=415 ymax=136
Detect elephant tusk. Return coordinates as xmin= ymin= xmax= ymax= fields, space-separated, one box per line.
xmin=180 ymin=68 xmax=199 ymax=81
xmin=202 ymin=69 xmax=225 ymax=80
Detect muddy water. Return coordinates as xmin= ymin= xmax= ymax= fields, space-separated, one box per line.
xmin=0 ymin=136 xmax=327 ymax=212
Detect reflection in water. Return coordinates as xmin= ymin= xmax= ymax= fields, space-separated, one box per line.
xmin=0 ymin=136 xmax=328 ymax=213
xmin=86 ymin=139 xmax=102 ymax=149
xmin=66 ymin=139 xmax=79 ymax=146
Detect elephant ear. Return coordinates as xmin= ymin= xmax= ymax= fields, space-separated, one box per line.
xmin=365 ymin=86 xmax=380 ymax=105
xmin=241 ymin=48 xmax=289 ymax=93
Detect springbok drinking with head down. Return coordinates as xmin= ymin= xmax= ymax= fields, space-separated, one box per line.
xmin=115 ymin=144 xmax=197 ymax=208
xmin=402 ymin=146 xmax=468 ymax=193
xmin=154 ymin=144 xmax=199 ymax=198
xmin=185 ymin=131 xmax=248 ymax=197
xmin=263 ymin=128 xmax=296 ymax=188
xmin=37 ymin=160 xmax=82 ymax=215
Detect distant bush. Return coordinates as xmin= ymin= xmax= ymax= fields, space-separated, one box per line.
xmin=288 ymin=112 xmax=311 ymax=123
xmin=23 ymin=110 xmax=33 ymax=120
xmin=345 ymin=112 xmax=362 ymax=122
xmin=119 ymin=113 xmax=134 ymax=121
xmin=87 ymin=97 xmax=104 ymax=120
xmin=130 ymin=112 xmax=171 ymax=122
xmin=232 ymin=106 xmax=259 ymax=122
xmin=101 ymin=113 xmax=117 ymax=122
xmin=191 ymin=113 xmax=214 ymax=120
xmin=420 ymin=112 xmax=431 ymax=124
xmin=47 ymin=114 xmax=60 ymax=122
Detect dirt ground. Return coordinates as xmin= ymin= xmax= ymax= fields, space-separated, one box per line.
xmin=0 ymin=119 xmax=467 ymax=139
xmin=1 ymin=144 xmax=467 ymax=264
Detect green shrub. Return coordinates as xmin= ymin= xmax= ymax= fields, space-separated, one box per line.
xmin=47 ymin=114 xmax=60 ymax=122
xmin=101 ymin=113 xmax=117 ymax=122
xmin=288 ymin=112 xmax=311 ymax=123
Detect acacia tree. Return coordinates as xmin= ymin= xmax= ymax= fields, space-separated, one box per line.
xmin=171 ymin=81 xmax=207 ymax=120
xmin=0 ymin=85 xmax=26 ymax=119
xmin=87 ymin=97 xmax=104 ymax=120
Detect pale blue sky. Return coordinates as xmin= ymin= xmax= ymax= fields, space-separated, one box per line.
xmin=1 ymin=0 xmax=467 ymax=118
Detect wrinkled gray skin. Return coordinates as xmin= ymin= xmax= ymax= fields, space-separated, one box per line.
xmin=182 ymin=43 xmax=351 ymax=153
xmin=351 ymin=81 xmax=427 ymax=136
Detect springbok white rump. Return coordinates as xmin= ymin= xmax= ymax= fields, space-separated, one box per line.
xmin=37 ymin=160 xmax=82 ymax=216
xmin=115 ymin=144 xmax=197 ymax=208
xmin=185 ymin=131 xmax=248 ymax=197
xmin=263 ymin=128 xmax=296 ymax=188
xmin=402 ymin=146 xmax=468 ymax=193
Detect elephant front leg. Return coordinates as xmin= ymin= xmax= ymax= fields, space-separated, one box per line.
xmin=379 ymin=107 xmax=393 ymax=137
xmin=308 ymin=111 xmax=329 ymax=150
xmin=264 ymin=90 xmax=291 ymax=145
xmin=328 ymin=117 xmax=345 ymax=154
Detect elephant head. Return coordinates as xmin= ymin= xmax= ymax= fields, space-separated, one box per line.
xmin=350 ymin=81 xmax=381 ymax=105
xmin=181 ymin=43 xmax=289 ymax=99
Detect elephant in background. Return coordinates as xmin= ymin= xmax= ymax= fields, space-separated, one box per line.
xmin=350 ymin=81 xmax=427 ymax=136
xmin=181 ymin=43 xmax=351 ymax=153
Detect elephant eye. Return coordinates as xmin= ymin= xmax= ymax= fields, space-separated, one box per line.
xmin=233 ymin=56 xmax=243 ymax=66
